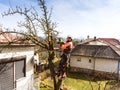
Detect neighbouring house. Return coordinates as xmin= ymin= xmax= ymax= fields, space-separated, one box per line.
xmin=81 ymin=37 xmax=120 ymax=54
xmin=70 ymin=44 xmax=120 ymax=79
xmin=0 ymin=33 xmax=39 ymax=90
xmin=70 ymin=37 xmax=120 ymax=79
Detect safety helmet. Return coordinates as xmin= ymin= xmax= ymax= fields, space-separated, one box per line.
xmin=66 ymin=36 xmax=72 ymax=42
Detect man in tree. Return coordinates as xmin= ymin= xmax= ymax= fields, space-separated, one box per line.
xmin=58 ymin=36 xmax=73 ymax=79
xmin=1 ymin=0 xmax=72 ymax=89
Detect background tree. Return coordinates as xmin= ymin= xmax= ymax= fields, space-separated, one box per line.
xmin=1 ymin=0 xmax=62 ymax=89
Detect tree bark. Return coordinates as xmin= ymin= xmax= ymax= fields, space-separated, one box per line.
xmin=48 ymin=51 xmax=57 ymax=90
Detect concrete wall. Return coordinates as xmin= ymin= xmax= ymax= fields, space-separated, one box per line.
xmin=70 ymin=56 xmax=94 ymax=70
xmin=0 ymin=46 xmax=35 ymax=90
xmin=70 ymin=56 xmax=118 ymax=73
xmin=95 ymin=58 xmax=118 ymax=73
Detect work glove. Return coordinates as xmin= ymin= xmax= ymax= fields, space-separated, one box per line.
xmin=67 ymin=63 xmax=70 ymax=67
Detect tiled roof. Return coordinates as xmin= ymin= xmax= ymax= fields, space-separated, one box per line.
xmin=71 ymin=44 xmax=120 ymax=60
xmin=98 ymin=38 xmax=120 ymax=46
xmin=98 ymin=38 xmax=120 ymax=51
xmin=0 ymin=33 xmax=33 ymax=45
xmin=0 ymin=33 xmax=19 ymax=43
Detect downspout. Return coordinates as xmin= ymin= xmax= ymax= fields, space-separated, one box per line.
xmin=13 ymin=62 xmax=16 ymax=89
xmin=117 ymin=59 xmax=120 ymax=81
xmin=93 ymin=57 xmax=96 ymax=72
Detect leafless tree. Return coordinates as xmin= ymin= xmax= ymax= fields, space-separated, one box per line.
xmin=1 ymin=0 xmax=62 ymax=90
xmin=84 ymin=72 xmax=120 ymax=90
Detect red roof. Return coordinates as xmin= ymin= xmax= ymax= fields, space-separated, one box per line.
xmin=0 ymin=33 xmax=33 ymax=45
xmin=0 ymin=33 xmax=20 ymax=43
xmin=98 ymin=38 xmax=120 ymax=51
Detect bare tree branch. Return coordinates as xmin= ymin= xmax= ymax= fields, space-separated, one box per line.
xmin=1 ymin=0 xmax=61 ymax=89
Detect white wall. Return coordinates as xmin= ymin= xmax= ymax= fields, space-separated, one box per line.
xmin=0 ymin=46 xmax=35 ymax=90
xmin=70 ymin=56 xmax=94 ymax=70
xmin=70 ymin=56 xmax=118 ymax=73
xmin=16 ymin=74 xmax=34 ymax=90
xmin=95 ymin=58 xmax=118 ymax=73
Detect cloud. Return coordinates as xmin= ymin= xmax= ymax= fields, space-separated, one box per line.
xmin=48 ymin=0 xmax=120 ymax=39
xmin=1 ymin=0 xmax=120 ymax=39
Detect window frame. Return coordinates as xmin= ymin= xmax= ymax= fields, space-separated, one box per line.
xmin=89 ymin=59 xmax=92 ymax=63
xmin=0 ymin=56 xmax=26 ymax=90
xmin=15 ymin=58 xmax=26 ymax=80
xmin=77 ymin=58 xmax=81 ymax=62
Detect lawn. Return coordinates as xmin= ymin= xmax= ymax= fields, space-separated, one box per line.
xmin=64 ymin=73 xmax=109 ymax=90
xmin=40 ymin=72 xmax=116 ymax=90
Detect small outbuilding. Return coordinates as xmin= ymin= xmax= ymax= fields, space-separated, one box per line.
xmin=0 ymin=33 xmax=38 ymax=90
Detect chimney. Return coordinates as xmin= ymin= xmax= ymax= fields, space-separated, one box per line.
xmin=94 ymin=36 xmax=96 ymax=41
xmin=87 ymin=35 xmax=89 ymax=40
xmin=0 ymin=25 xmax=2 ymax=32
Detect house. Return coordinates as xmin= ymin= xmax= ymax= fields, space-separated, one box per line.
xmin=81 ymin=37 xmax=120 ymax=54
xmin=70 ymin=44 xmax=120 ymax=79
xmin=0 ymin=33 xmax=38 ymax=90
xmin=70 ymin=37 xmax=120 ymax=79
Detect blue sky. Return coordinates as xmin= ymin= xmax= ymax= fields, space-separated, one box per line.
xmin=0 ymin=0 xmax=120 ymax=39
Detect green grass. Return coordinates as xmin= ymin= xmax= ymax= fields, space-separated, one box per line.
xmin=40 ymin=88 xmax=48 ymax=90
xmin=64 ymin=73 xmax=110 ymax=90
xmin=40 ymin=78 xmax=54 ymax=90
xmin=40 ymin=72 xmax=116 ymax=90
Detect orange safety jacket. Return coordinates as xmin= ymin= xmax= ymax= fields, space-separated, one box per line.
xmin=61 ymin=42 xmax=73 ymax=51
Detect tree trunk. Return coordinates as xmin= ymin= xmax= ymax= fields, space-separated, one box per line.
xmin=48 ymin=50 xmax=63 ymax=90
xmin=48 ymin=51 xmax=58 ymax=90
xmin=56 ymin=79 xmax=63 ymax=90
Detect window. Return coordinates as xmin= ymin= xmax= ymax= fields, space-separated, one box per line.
xmin=89 ymin=59 xmax=91 ymax=63
xmin=77 ymin=58 xmax=81 ymax=62
xmin=0 ymin=62 xmax=14 ymax=90
xmin=0 ymin=56 xmax=26 ymax=90
xmin=15 ymin=59 xmax=26 ymax=80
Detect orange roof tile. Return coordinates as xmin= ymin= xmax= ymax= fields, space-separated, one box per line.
xmin=0 ymin=33 xmax=33 ymax=45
